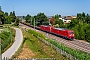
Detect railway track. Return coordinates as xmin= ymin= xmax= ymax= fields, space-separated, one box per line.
xmin=44 ymin=33 xmax=90 ymax=53
xmin=19 ymin=23 xmax=90 ymax=54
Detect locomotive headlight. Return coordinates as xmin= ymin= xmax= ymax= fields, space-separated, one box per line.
xmin=69 ymin=35 xmax=71 ymax=36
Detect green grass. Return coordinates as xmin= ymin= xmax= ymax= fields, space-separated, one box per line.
xmin=1 ymin=27 xmax=15 ymax=53
xmin=23 ymin=29 xmax=69 ymax=60
xmin=27 ymin=29 xmax=90 ymax=60
xmin=4 ymin=24 xmax=12 ymax=26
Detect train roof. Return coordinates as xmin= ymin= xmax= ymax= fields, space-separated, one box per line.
xmin=54 ymin=28 xmax=67 ymax=30
xmin=41 ymin=25 xmax=51 ymax=27
xmin=41 ymin=25 xmax=74 ymax=32
xmin=54 ymin=28 xmax=74 ymax=32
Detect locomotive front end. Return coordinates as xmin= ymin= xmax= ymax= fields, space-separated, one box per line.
xmin=68 ymin=30 xmax=75 ymax=40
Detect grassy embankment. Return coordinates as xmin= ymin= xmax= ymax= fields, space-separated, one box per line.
xmin=28 ymin=29 xmax=90 ymax=60
xmin=15 ymin=28 xmax=69 ymax=60
xmin=0 ymin=25 xmax=15 ymax=53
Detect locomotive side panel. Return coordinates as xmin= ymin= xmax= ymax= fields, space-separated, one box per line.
xmin=40 ymin=25 xmax=75 ymax=40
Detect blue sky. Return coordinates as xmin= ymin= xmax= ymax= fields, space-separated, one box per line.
xmin=0 ymin=0 xmax=90 ymax=16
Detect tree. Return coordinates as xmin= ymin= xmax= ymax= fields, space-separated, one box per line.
xmin=9 ymin=11 xmax=16 ymax=22
xmin=25 ymin=14 xmax=31 ymax=23
xmin=53 ymin=14 xmax=64 ymax=28
xmin=23 ymin=16 xmax=25 ymax=19
xmin=82 ymin=12 xmax=85 ymax=18
xmin=12 ymin=11 xmax=15 ymax=16
xmin=53 ymin=19 xmax=64 ymax=28
xmin=85 ymin=24 xmax=90 ymax=42
xmin=0 ymin=6 xmax=2 ymax=11
xmin=85 ymin=14 xmax=90 ymax=24
xmin=6 ymin=16 xmax=12 ymax=24
xmin=68 ymin=12 xmax=90 ymax=42
xmin=59 ymin=15 xmax=61 ymax=17
xmin=0 ymin=6 xmax=17 ymax=24
xmin=77 ymin=12 xmax=86 ymax=22
xmin=68 ymin=18 xmax=79 ymax=28
xmin=54 ymin=14 xmax=60 ymax=19
xmin=0 ymin=11 xmax=5 ymax=24
xmin=14 ymin=18 xmax=19 ymax=26
xmin=4 ymin=12 xmax=8 ymax=24
xmin=10 ymin=12 xmax=13 ymax=16
xmin=4 ymin=12 xmax=8 ymax=16
xmin=78 ymin=21 xmax=85 ymax=39
xmin=35 ymin=12 xmax=48 ymax=26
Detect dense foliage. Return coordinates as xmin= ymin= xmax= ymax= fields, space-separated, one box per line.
xmin=51 ymin=12 xmax=90 ymax=42
xmin=25 ymin=12 xmax=49 ymax=26
xmin=25 ymin=14 xmax=31 ymax=23
xmin=24 ymin=11 xmax=90 ymax=42
xmin=52 ymin=14 xmax=64 ymax=28
xmin=0 ymin=6 xmax=19 ymax=26
xmin=0 ymin=28 xmax=12 ymax=53
xmin=34 ymin=13 xmax=48 ymax=26
xmin=67 ymin=12 xmax=90 ymax=42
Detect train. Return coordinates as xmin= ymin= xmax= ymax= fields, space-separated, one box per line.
xmin=40 ymin=25 xmax=75 ymax=40
xmin=20 ymin=22 xmax=75 ymax=40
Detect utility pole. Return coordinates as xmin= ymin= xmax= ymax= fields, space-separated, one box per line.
xmin=34 ymin=18 xmax=35 ymax=29
xmin=31 ymin=18 xmax=32 ymax=25
xmin=49 ymin=18 xmax=50 ymax=25
xmin=49 ymin=18 xmax=51 ymax=32
xmin=13 ymin=4 xmax=14 ymax=12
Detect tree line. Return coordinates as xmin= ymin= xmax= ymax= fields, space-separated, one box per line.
xmin=68 ymin=12 xmax=90 ymax=42
xmin=0 ymin=6 xmax=19 ymax=26
xmin=24 ymin=12 xmax=90 ymax=42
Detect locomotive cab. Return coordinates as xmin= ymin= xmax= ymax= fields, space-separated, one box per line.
xmin=68 ymin=31 xmax=75 ymax=40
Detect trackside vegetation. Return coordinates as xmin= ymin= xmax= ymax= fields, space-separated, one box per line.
xmin=50 ymin=13 xmax=90 ymax=42
xmin=0 ymin=6 xmax=19 ymax=26
xmin=14 ymin=28 xmax=69 ymax=60
xmin=24 ymin=12 xmax=90 ymax=42
xmin=0 ymin=27 xmax=15 ymax=53
xmin=28 ymin=29 xmax=90 ymax=60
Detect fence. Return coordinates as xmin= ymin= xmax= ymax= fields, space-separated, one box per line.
xmin=37 ymin=36 xmax=77 ymax=60
xmin=3 ymin=57 xmax=56 ymax=60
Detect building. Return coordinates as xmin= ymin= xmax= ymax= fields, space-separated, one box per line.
xmin=48 ymin=15 xmax=77 ymax=24
xmin=49 ymin=18 xmax=55 ymax=24
xmin=60 ymin=16 xmax=77 ymax=24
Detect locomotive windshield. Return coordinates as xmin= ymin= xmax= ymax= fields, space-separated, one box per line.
xmin=69 ymin=32 xmax=74 ymax=34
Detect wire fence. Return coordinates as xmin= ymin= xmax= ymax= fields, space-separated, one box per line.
xmin=37 ymin=36 xmax=77 ymax=60
xmin=3 ymin=57 xmax=56 ymax=60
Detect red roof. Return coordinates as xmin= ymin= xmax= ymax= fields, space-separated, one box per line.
xmin=49 ymin=18 xmax=55 ymax=24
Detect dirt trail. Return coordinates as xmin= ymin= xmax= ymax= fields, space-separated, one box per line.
xmin=17 ymin=43 xmax=35 ymax=58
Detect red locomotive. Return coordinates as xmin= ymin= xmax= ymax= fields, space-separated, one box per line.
xmin=40 ymin=25 xmax=75 ymax=40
